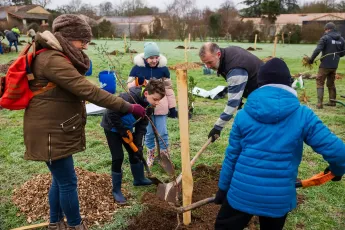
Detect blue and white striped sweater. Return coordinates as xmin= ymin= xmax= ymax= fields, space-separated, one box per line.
xmin=214 ymin=68 xmax=248 ymax=130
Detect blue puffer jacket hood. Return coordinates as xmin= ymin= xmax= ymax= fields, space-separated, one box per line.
xmin=244 ymin=84 xmax=299 ymax=124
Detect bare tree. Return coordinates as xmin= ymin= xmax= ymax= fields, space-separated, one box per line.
xmin=218 ymin=0 xmax=238 ymax=38
xmin=33 ymin=0 xmax=52 ymax=8
xmin=166 ymin=0 xmax=195 ymax=41
xmin=99 ymin=1 xmax=113 ymax=16
xmin=79 ymin=3 xmax=97 ymax=18
xmin=185 ymin=8 xmax=202 ymax=41
xmin=57 ymin=0 xmax=94 ymax=16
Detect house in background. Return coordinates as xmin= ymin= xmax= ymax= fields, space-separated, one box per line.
xmin=0 ymin=5 xmax=50 ymax=31
xmin=98 ymin=15 xmax=162 ymax=36
xmin=242 ymin=13 xmax=345 ymax=36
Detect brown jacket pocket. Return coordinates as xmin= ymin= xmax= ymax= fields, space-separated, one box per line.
xmin=60 ymin=113 xmax=81 ymax=133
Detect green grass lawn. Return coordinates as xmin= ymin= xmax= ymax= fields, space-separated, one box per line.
xmin=1 ymin=39 xmax=345 ymax=229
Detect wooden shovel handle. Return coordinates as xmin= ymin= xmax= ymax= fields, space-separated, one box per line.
xmin=176 ymin=197 xmax=215 ymax=213
xmin=190 ymin=137 xmax=213 ymax=166
xmin=176 ymin=138 xmax=213 ymax=184
xmin=11 ymin=222 xmax=49 ymax=230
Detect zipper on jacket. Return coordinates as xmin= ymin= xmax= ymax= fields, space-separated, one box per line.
xmin=48 ymin=133 xmax=52 ymax=165
xmin=60 ymin=113 xmax=79 ymax=128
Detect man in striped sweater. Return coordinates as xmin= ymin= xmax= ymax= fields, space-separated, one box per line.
xmin=199 ymin=43 xmax=263 ymax=142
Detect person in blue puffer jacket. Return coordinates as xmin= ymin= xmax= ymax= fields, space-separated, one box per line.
xmin=101 ymin=80 xmax=166 ymax=205
xmin=214 ymin=58 xmax=345 ymax=230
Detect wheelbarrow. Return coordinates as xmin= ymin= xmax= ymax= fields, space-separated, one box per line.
xmin=174 ymin=170 xmax=335 ymax=213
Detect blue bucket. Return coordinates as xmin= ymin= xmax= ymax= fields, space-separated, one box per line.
xmin=99 ymin=70 xmax=116 ymax=94
xmin=203 ymin=66 xmax=212 ymax=75
xmin=85 ymin=60 xmax=92 ymax=76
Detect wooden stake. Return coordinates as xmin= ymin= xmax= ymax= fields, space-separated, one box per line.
xmin=188 ymin=33 xmax=191 ymax=50
xmin=184 ymin=38 xmax=187 ymax=62
xmin=254 ymin=34 xmax=258 ymax=50
xmin=272 ymin=36 xmax=278 ymax=57
xmin=176 ymin=69 xmax=193 ymax=225
xmin=11 ymin=222 xmax=49 ymax=230
xmin=281 ymin=33 xmax=284 ymax=45
xmin=124 ymin=34 xmax=127 ymax=53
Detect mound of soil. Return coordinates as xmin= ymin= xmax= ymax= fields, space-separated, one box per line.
xmin=127 ymin=165 xmax=259 ymax=230
xmin=247 ymin=47 xmax=262 ymax=51
xmin=0 ymin=59 xmax=14 ymax=73
xmin=108 ymin=49 xmax=138 ymax=55
xmin=169 ymin=62 xmax=203 ymax=70
xmin=175 ymin=45 xmax=185 ymax=49
xmin=12 ymin=167 xmax=129 ymax=226
xmin=128 ymin=49 xmax=138 ymax=53
xmin=109 ymin=50 xmax=124 ymax=55
xmin=175 ymin=46 xmax=198 ymax=50
xmin=19 ymin=40 xmax=26 ymax=43
xmin=89 ymin=42 xmax=96 ymax=45
xmin=1 ymin=42 xmax=11 ymax=53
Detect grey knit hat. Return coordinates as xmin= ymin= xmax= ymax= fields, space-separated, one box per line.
xmin=324 ymin=22 xmax=336 ymax=31
xmin=52 ymin=14 xmax=92 ymax=42
xmin=144 ymin=42 xmax=160 ymax=59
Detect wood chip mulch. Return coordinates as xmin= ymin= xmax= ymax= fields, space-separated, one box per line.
xmin=12 ymin=167 xmax=129 ymax=226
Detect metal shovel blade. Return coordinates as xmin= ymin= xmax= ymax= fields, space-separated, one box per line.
xmin=156 ymin=181 xmax=179 ymax=203
xmin=159 ymin=153 xmax=175 ymax=177
xmin=156 ymin=138 xmax=213 ymax=202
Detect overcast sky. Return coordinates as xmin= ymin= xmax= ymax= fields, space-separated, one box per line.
xmin=48 ymin=0 xmax=312 ymax=11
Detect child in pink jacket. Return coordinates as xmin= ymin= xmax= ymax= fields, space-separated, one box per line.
xmin=127 ymin=42 xmax=177 ymax=166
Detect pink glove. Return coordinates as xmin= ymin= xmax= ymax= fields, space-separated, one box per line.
xmin=128 ymin=104 xmax=146 ymax=118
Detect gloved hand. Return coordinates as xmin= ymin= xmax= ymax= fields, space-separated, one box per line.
xmin=324 ymin=166 xmax=343 ymax=181
xmin=214 ymin=189 xmax=227 ymax=205
xmin=128 ymin=104 xmax=146 ymax=118
xmin=308 ymin=58 xmax=314 ymax=65
xmin=168 ymin=107 xmax=178 ymax=118
xmin=208 ymin=128 xmax=221 ymax=142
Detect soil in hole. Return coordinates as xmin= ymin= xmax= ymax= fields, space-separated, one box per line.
xmin=126 ymin=164 xmax=259 ymax=230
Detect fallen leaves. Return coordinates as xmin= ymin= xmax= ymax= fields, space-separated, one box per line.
xmin=299 ymin=89 xmax=310 ymax=103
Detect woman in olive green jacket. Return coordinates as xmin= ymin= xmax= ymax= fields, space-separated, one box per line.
xmin=23 ymin=14 xmax=145 ymax=230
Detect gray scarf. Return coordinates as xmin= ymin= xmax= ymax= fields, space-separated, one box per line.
xmin=54 ymin=32 xmax=90 ymax=74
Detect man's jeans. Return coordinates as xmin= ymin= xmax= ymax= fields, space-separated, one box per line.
xmin=46 ymin=156 xmax=81 ymax=226
xmin=9 ymin=41 xmax=18 ymax=52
